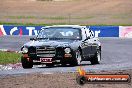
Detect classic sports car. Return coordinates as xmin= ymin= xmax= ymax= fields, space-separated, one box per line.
xmin=21 ymin=25 xmax=101 ymax=68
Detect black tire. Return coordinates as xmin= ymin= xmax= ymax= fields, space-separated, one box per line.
xmin=21 ymin=56 xmax=33 ymax=69
xmin=46 ymin=63 xmax=54 ymax=67
xmin=71 ymin=50 xmax=82 ymax=66
xmin=90 ymin=49 xmax=101 ymax=65
xmin=61 ymin=60 xmax=67 ymax=67
xmin=76 ymin=76 xmax=87 ymax=85
xmin=61 ymin=63 xmax=67 ymax=67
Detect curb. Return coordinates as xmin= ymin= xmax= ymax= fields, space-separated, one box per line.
xmin=0 ymin=49 xmax=22 ymax=53
xmin=0 ymin=63 xmax=22 ymax=70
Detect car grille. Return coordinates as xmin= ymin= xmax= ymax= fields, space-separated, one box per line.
xmin=28 ymin=47 xmax=36 ymax=54
xmin=56 ymin=47 xmax=64 ymax=57
xmin=36 ymin=46 xmax=55 ymax=57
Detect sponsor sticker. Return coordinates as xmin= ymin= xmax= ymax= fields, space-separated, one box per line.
xmin=0 ymin=25 xmax=7 ymax=36
xmin=76 ymin=67 xmax=131 ymax=85
xmin=40 ymin=58 xmax=52 ymax=63
xmin=119 ymin=26 xmax=132 ymax=38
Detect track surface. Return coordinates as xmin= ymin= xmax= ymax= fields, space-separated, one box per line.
xmin=0 ymin=36 xmax=132 ymax=75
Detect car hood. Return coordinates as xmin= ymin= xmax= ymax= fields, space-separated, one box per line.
xmin=24 ymin=40 xmax=81 ymax=48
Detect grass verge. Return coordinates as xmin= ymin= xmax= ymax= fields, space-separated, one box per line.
xmin=0 ymin=22 xmax=132 ymax=26
xmin=0 ymin=22 xmax=68 ymax=26
xmin=0 ymin=51 xmax=22 ymax=65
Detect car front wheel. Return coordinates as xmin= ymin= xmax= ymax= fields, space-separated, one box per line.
xmin=90 ymin=49 xmax=101 ymax=65
xmin=46 ymin=63 xmax=54 ymax=67
xmin=72 ymin=50 xmax=82 ymax=66
xmin=21 ymin=56 xmax=33 ymax=69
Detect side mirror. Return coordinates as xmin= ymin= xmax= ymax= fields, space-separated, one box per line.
xmin=30 ymin=38 xmax=36 ymax=41
xmin=83 ymin=37 xmax=90 ymax=42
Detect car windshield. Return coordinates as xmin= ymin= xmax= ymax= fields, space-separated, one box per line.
xmin=37 ymin=27 xmax=82 ymax=40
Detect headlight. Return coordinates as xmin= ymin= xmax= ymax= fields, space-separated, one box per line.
xmin=64 ymin=48 xmax=71 ymax=54
xmin=22 ymin=47 xmax=28 ymax=53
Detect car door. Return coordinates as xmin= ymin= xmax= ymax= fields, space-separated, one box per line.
xmin=81 ymin=29 xmax=97 ymax=59
xmin=81 ymin=39 xmax=92 ymax=59
xmin=87 ymin=38 xmax=97 ymax=55
xmin=81 ymin=29 xmax=93 ymax=59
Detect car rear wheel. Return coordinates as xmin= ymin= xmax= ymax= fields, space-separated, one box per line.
xmin=21 ymin=56 xmax=33 ymax=69
xmin=90 ymin=49 xmax=101 ymax=65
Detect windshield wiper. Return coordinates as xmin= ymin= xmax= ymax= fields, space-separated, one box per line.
xmin=36 ymin=38 xmax=49 ymax=40
xmin=48 ymin=37 xmax=63 ymax=40
xmin=37 ymin=37 xmax=76 ymax=40
xmin=36 ymin=37 xmax=61 ymax=40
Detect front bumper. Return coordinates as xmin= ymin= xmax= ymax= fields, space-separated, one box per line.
xmin=22 ymin=53 xmax=73 ymax=64
xmin=22 ymin=46 xmax=75 ymax=64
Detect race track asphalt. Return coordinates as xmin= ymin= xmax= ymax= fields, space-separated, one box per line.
xmin=0 ymin=36 xmax=132 ymax=75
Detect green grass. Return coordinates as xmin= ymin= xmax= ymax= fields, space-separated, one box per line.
xmin=5 ymin=16 xmax=67 ymax=20
xmin=111 ymin=14 xmax=132 ymax=19
xmin=0 ymin=51 xmax=22 ymax=65
xmin=42 ymin=16 xmax=68 ymax=20
xmin=3 ymin=15 xmax=132 ymax=26
xmin=5 ymin=15 xmax=94 ymax=20
xmin=0 ymin=21 xmax=132 ymax=26
xmin=73 ymin=16 xmax=94 ymax=19
xmin=5 ymin=16 xmax=36 ymax=19
xmin=0 ymin=22 xmax=71 ymax=26
xmin=5 ymin=15 xmax=69 ymax=20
